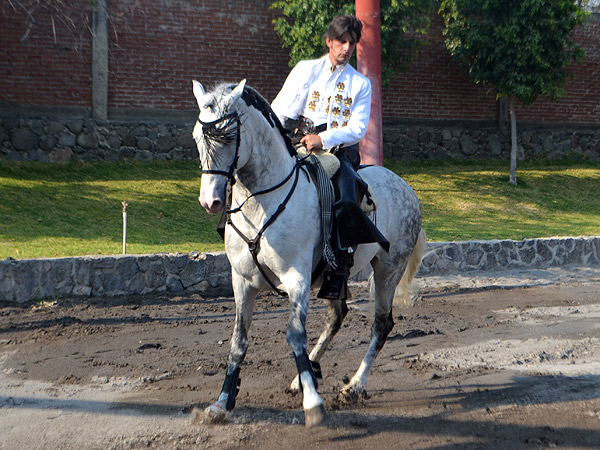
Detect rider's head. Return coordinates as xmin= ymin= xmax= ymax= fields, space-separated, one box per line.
xmin=324 ymin=15 xmax=362 ymax=67
xmin=325 ymin=15 xmax=363 ymax=44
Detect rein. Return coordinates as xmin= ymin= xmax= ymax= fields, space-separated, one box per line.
xmin=227 ymin=158 xmax=307 ymax=296
xmin=198 ymin=90 xmax=307 ymax=295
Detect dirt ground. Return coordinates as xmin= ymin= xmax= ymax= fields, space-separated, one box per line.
xmin=2 ymin=271 xmax=600 ymax=449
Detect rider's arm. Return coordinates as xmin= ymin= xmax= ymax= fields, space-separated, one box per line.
xmin=272 ymin=60 xmax=316 ymax=126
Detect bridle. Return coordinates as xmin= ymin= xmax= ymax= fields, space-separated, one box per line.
xmin=197 ymin=103 xmax=309 ymax=296
xmin=197 ymin=111 xmax=242 ymax=183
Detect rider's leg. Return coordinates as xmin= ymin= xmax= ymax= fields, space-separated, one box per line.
xmin=317 ymin=147 xmax=364 ymax=301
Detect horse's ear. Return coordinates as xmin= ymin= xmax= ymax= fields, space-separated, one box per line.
xmin=192 ymin=80 xmax=206 ymax=108
xmin=226 ymin=79 xmax=246 ymax=108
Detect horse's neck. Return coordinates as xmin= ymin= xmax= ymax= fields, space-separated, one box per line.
xmin=234 ymin=111 xmax=295 ymax=198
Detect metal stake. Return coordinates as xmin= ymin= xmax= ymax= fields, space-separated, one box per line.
xmin=122 ymin=201 xmax=128 ymax=254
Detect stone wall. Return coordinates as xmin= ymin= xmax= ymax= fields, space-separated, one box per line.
xmin=0 ymin=115 xmax=197 ymax=163
xmin=384 ymin=122 xmax=600 ymax=162
xmin=3 ymin=115 xmax=600 ymax=163
xmin=0 ymin=252 xmax=232 ymax=304
xmin=2 ymin=237 xmax=599 ymax=304
xmin=420 ymin=237 xmax=600 ymax=274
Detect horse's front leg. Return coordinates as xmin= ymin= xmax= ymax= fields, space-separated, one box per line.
xmin=284 ymin=277 xmax=326 ymax=428
xmin=289 ymin=298 xmax=348 ymax=393
xmin=204 ymin=274 xmax=258 ymax=423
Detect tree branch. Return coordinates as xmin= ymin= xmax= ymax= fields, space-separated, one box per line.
xmin=8 ymin=0 xmax=37 ymax=42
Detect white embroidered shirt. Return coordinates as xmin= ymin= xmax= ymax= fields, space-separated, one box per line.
xmin=271 ymin=55 xmax=372 ymax=150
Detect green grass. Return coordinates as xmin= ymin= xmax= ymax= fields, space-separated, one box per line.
xmin=1 ymin=159 xmax=599 ymax=260
xmin=0 ymin=160 xmax=221 ymax=259
xmin=388 ymin=159 xmax=600 ymax=241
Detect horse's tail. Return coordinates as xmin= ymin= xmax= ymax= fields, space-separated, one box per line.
xmin=393 ymin=228 xmax=427 ymax=307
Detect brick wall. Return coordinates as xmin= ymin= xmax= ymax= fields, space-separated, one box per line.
xmin=0 ymin=1 xmax=598 ymax=124
xmin=514 ymin=18 xmax=600 ymax=123
xmin=382 ymin=13 xmax=498 ymax=121
xmin=0 ymin=1 xmax=92 ymax=108
xmin=105 ymin=0 xmax=291 ymax=110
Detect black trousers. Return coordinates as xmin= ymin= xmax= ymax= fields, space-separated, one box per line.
xmin=331 ymin=146 xmax=389 ymax=251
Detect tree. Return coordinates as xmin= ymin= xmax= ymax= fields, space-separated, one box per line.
xmin=270 ymin=0 xmax=434 ymax=84
xmin=439 ymin=0 xmax=589 ymax=185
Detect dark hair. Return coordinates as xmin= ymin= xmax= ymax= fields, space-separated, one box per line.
xmin=324 ymin=15 xmax=363 ymax=43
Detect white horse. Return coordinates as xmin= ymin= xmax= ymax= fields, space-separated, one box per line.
xmin=192 ymin=79 xmax=426 ymax=428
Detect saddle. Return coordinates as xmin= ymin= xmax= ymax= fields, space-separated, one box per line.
xmin=276 ymin=117 xmax=389 ymax=300
xmin=286 ymin=115 xmax=388 ymax=248
xmin=299 ymin=146 xmax=377 ymax=213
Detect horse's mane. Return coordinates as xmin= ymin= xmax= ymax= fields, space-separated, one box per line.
xmin=223 ymin=83 xmax=296 ymax=157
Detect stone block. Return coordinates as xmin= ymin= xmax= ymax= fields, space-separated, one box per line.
xmin=49 ymin=148 xmax=74 ymax=163
xmin=137 ymin=136 xmax=152 ymax=150
xmin=66 ymin=120 xmax=83 ymax=134
xmin=58 ymin=132 xmax=76 ymax=147
xmin=156 ymin=135 xmax=175 ymax=152
xmin=459 ymin=134 xmax=478 ymax=156
xmin=77 ymin=131 xmax=99 ymax=149
xmin=177 ymin=131 xmax=196 ymax=149
xmin=11 ymin=128 xmax=38 ymax=151
xmin=40 ymin=134 xmax=58 ymax=151
xmin=122 ymin=133 xmax=137 ymax=147
xmin=144 ymin=261 xmax=167 ymax=289
xmin=115 ymin=256 xmax=139 ymax=280
xmin=166 ymin=274 xmax=184 ymax=292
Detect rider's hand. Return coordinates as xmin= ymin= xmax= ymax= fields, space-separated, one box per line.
xmin=300 ymin=134 xmax=323 ymax=152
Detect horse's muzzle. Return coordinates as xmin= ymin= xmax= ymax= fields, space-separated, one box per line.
xmin=199 ymin=194 xmax=224 ymax=215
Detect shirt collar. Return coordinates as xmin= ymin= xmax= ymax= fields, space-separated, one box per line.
xmin=323 ymin=56 xmax=347 ymax=74
xmin=329 ymin=62 xmax=347 ymax=74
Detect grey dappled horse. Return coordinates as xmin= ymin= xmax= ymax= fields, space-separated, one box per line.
xmin=192 ymin=80 xmax=426 ymax=427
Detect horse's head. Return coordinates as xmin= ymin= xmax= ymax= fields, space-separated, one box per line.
xmin=193 ymin=79 xmax=247 ymax=215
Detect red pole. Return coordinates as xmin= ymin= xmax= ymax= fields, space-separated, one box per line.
xmin=356 ymin=0 xmax=383 ymax=166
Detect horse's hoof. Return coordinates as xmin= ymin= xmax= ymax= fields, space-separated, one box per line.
xmin=339 ymin=383 xmax=366 ymax=404
xmin=202 ymin=403 xmax=228 ymax=424
xmin=305 ymin=404 xmax=327 ymax=428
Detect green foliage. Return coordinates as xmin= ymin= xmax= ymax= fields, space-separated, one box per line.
xmin=270 ymin=0 xmax=434 ymax=84
xmin=439 ymin=0 xmax=589 ymax=105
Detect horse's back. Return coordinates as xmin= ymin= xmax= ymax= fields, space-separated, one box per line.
xmin=358 ymin=165 xmax=422 ymax=254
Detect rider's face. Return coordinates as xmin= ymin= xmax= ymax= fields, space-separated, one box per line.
xmin=327 ymin=34 xmax=356 ymax=67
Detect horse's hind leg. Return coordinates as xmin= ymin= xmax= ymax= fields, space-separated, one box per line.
xmin=340 ymin=257 xmax=404 ymax=403
xmin=204 ymin=277 xmax=259 ymax=423
xmin=289 ymin=298 xmax=349 ymax=392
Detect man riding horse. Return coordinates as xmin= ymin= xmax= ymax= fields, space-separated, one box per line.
xmin=272 ymin=14 xmax=388 ymax=301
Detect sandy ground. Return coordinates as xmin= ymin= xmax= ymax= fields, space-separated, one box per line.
xmin=2 ymin=266 xmax=600 ymax=449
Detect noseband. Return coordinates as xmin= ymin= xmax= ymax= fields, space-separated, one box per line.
xmin=197 ymin=112 xmax=242 ymax=182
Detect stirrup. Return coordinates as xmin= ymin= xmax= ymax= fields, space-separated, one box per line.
xmin=317 ymin=270 xmax=349 ymax=300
